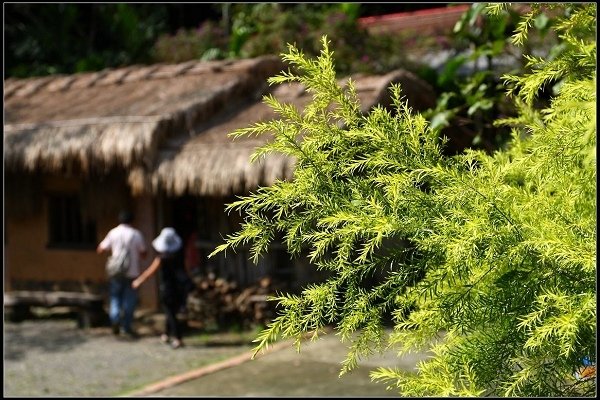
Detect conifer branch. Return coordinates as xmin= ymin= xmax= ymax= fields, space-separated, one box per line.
xmin=212 ymin=5 xmax=597 ymax=396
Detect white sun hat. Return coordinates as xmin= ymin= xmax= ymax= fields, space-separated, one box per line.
xmin=152 ymin=227 xmax=183 ymax=254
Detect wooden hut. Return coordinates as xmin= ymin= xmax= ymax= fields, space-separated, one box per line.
xmin=4 ymin=56 xmax=436 ymax=312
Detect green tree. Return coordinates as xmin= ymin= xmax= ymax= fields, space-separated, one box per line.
xmin=421 ymin=3 xmax=562 ymax=154
xmin=4 ymin=3 xmax=168 ymax=77
xmin=150 ymin=3 xmax=416 ymax=76
xmin=211 ymin=3 xmax=596 ymax=397
xmin=423 ymin=3 xmax=525 ymax=152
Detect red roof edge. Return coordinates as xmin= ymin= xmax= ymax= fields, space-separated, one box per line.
xmin=358 ymin=4 xmax=470 ymax=26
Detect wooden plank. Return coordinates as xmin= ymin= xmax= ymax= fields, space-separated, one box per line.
xmin=4 ymin=291 xmax=107 ymax=328
xmin=4 ymin=291 xmax=103 ymax=307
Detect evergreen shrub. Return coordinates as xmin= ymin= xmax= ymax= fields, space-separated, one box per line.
xmin=211 ymin=3 xmax=596 ymax=397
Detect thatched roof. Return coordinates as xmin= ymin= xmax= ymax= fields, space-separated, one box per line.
xmin=138 ymin=70 xmax=436 ymax=196
xmin=4 ymin=57 xmax=283 ymax=174
xmin=5 ymin=57 xmax=436 ymax=196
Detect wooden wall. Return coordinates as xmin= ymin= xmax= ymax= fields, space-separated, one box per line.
xmin=5 ymin=173 xmax=160 ymax=310
xmin=4 ymin=173 xmax=326 ymax=316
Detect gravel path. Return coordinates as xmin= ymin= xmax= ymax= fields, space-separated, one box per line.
xmin=4 ymin=317 xmax=253 ymax=397
xmin=4 ymin=313 xmax=428 ymax=397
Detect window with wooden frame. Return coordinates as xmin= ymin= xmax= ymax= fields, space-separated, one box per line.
xmin=47 ymin=193 xmax=97 ymax=249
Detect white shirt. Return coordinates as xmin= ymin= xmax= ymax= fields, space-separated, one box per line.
xmin=98 ymin=224 xmax=147 ymax=278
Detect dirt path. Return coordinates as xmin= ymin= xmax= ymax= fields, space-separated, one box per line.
xmin=4 ymin=313 xmax=427 ymax=397
xmin=4 ymin=317 xmax=254 ymax=397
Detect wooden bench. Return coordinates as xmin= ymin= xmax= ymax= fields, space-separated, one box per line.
xmin=4 ymin=290 xmax=108 ymax=328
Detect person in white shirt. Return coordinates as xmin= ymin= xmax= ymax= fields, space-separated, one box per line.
xmin=97 ymin=210 xmax=147 ymax=338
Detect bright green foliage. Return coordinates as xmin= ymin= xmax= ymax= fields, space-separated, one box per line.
xmin=211 ymin=3 xmax=596 ymax=397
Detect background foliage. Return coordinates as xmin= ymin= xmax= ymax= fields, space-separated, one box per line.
xmin=5 ymin=3 xmax=170 ymax=77
xmin=4 ymin=3 xmax=431 ymax=78
xmin=149 ymin=3 xmax=425 ymax=76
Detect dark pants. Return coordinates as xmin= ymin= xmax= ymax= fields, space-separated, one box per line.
xmin=162 ymin=299 xmax=183 ymax=340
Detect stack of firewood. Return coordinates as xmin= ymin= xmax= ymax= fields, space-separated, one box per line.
xmin=185 ymin=273 xmax=284 ymax=329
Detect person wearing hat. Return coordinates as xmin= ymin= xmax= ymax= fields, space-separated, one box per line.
xmin=132 ymin=227 xmax=191 ymax=349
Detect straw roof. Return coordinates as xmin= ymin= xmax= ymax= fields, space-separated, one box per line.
xmin=4 ymin=57 xmax=283 ymax=174
xmin=5 ymin=57 xmax=436 ymax=196
xmin=138 ymin=69 xmax=436 ymax=196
